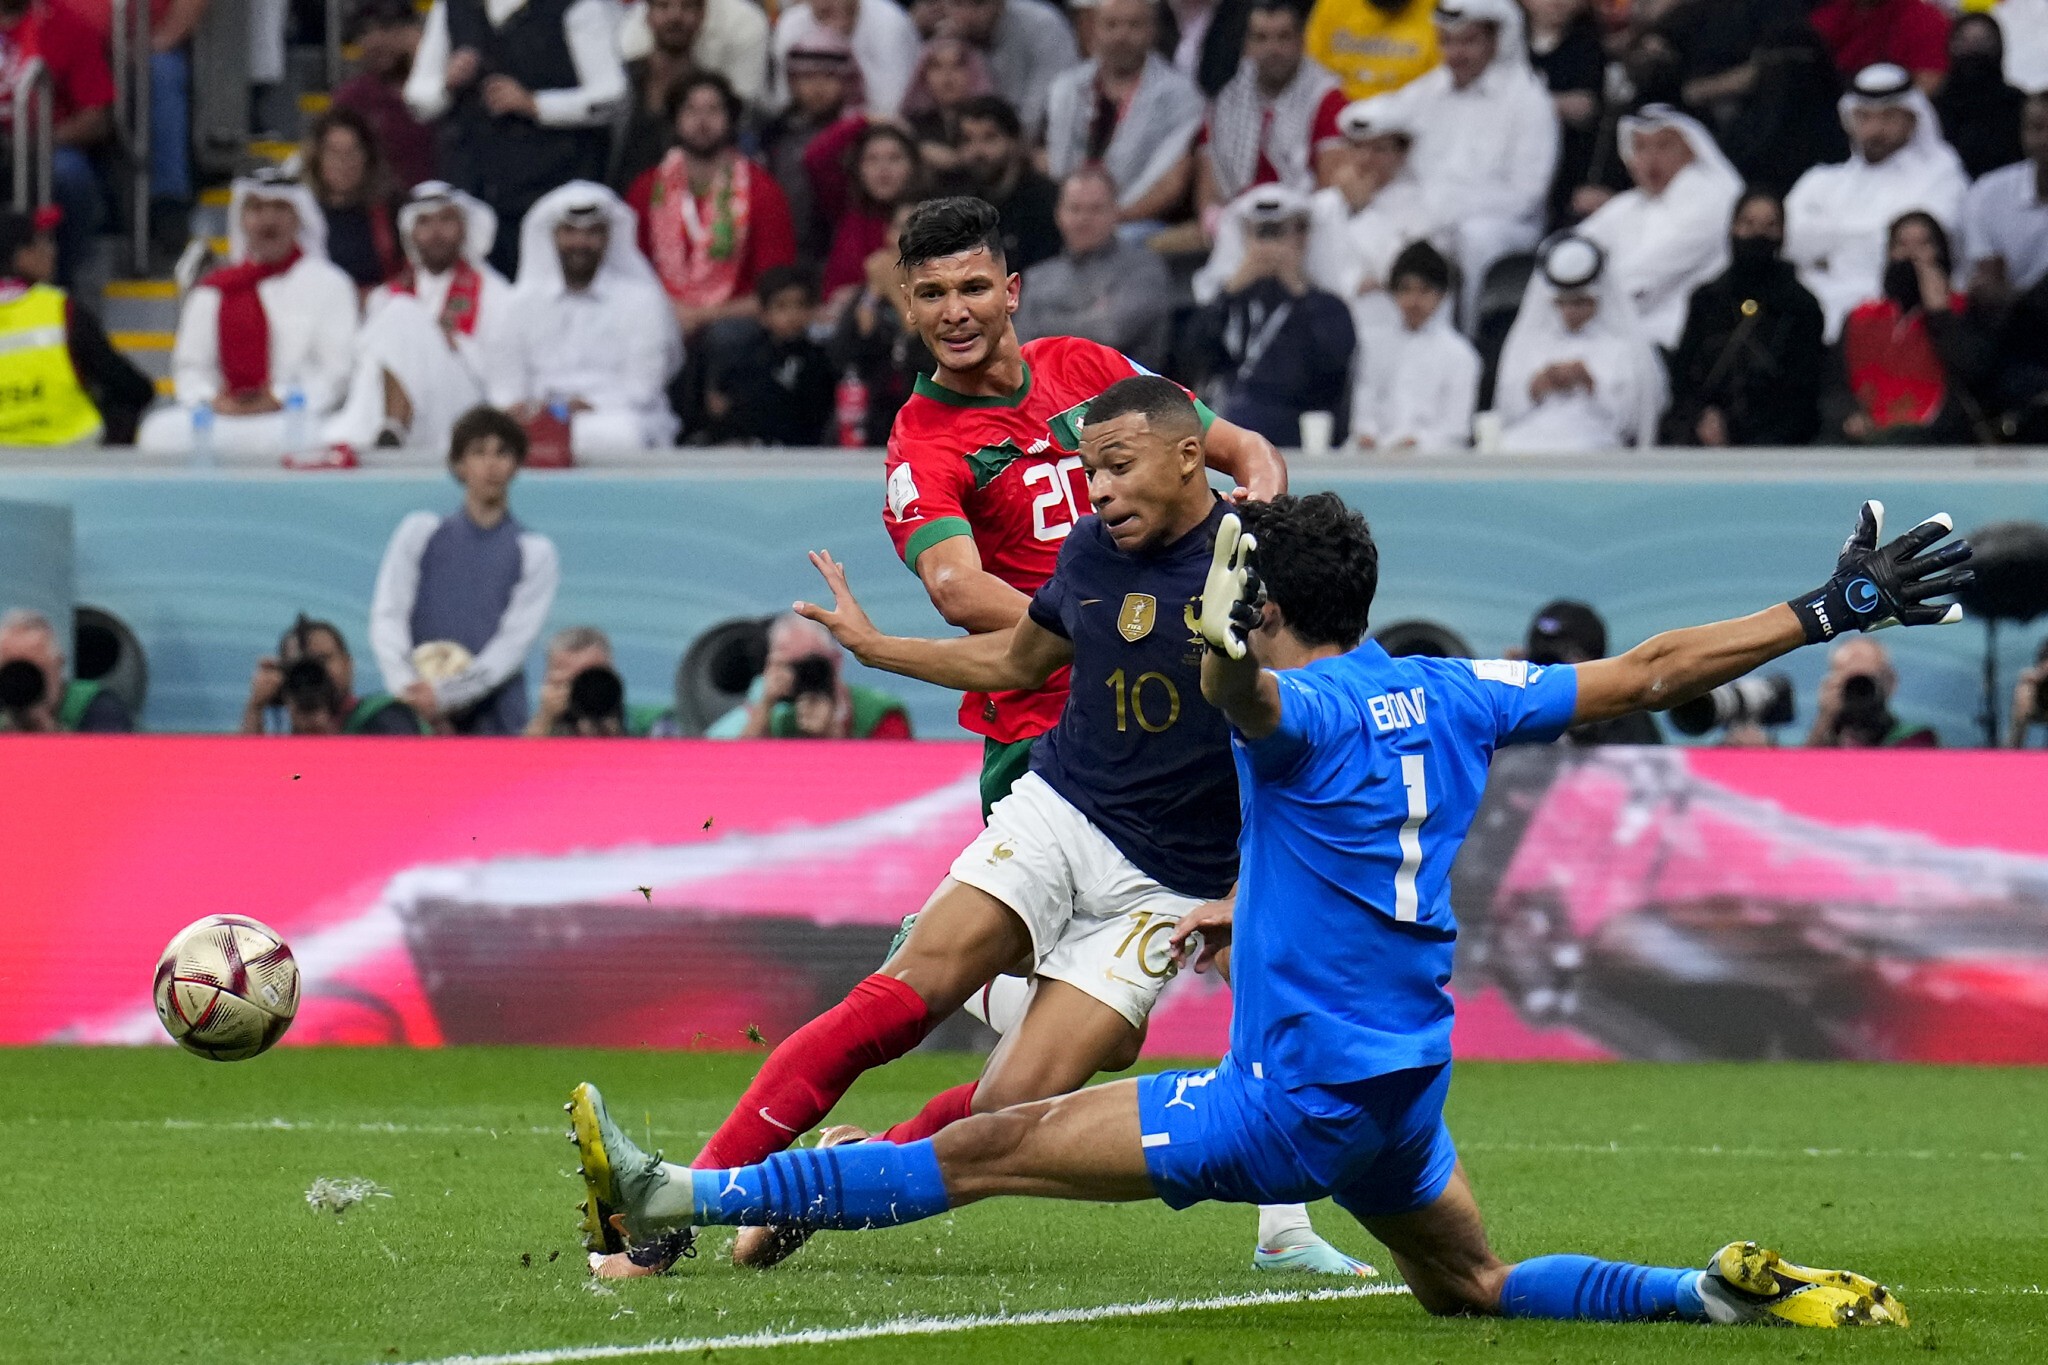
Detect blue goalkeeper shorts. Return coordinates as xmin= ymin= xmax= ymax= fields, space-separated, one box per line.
xmin=1136 ymin=1054 xmax=1457 ymax=1220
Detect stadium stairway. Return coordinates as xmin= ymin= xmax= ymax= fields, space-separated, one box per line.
xmin=101 ymin=84 xmax=332 ymax=397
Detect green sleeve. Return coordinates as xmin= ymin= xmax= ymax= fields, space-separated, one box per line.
xmin=902 ymin=517 xmax=973 ymax=572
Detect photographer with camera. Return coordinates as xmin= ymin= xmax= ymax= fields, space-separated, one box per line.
xmin=526 ymin=626 xmax=671 ymax=737
xmin=1523 ymin=600 xmax=1662 ymax=747
xmin=2007 ymin=638 xmax=2048 ymax=749
xmin=713 ymin=612 xmax=912 ymax=740
xmin=241 ymin=617 xmax=428 ymax=736
xmin=1804 ymin=637 xmax=1937 ymax=748
xmin=0 ymin=608 xmax=133 ymax=732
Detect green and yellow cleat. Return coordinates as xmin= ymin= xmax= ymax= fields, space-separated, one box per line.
xmin=566 ymin=1081 xmax=692 ymax=1263
xmin=1699 ymin=1241 xmax=1909 ymax=1328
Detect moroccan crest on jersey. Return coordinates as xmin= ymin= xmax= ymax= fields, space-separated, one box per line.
xmin=1119 ymin=593 xmax=1157 ymax=642
xmin=1046 ymin=399 xmax=1091 ymax=452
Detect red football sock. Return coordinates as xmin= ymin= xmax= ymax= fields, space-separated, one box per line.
xmin=693 ymin=973 xmax=933 ymax=1169
xmin=879 ymin=1081 xmax=978 ymax=1144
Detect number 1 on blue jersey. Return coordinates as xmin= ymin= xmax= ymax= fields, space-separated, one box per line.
xmin=1394 ymin=753 xmax=1428 ymax=922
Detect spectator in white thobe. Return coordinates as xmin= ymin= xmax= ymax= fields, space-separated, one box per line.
xmin=326 ymin=183 xmax=517 ymax=455
xmin=1576 ymin=106 xmax=1744 ymax=350
xmin=137 ymin=174 xmax=359 ymax=458
xmin=1352 ymin=240 xmax=1480 ymax=451
xmin=943 ymin=0 xmax=1079 ymax=138
xmin=1495 ymin=233 xmax=1667 ymax=453
xmin=1376 ymin=0 xmax=1558 ymax=326
xmin=1785 ymin=63 xmax=1970 ymax=342
xmin=492 ymin=180 xmax=683 ymax=456
xmin=772 ymin=0 xmax=919 ymax=115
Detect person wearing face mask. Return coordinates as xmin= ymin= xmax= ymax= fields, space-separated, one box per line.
xmin=1663 ymin=189 xmax=1826 ymax=447
xmin=1827 ymin=210 xmax=1997 ymax=444
xmin=1934 ymin=14 xmax=2026 ymax=180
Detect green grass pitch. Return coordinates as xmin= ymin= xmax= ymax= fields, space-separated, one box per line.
xmin=5 ymin=1048 xmax=2044 ymax=1365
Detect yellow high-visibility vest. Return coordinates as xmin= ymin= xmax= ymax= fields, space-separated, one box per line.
xmin=0 ymin=283 xmax=102 ymax=446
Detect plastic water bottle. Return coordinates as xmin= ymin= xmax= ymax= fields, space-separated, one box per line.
xmin=281 ymin=385 xmax=309 ymax=460
xmin=835 ymin=368 xmax=868 ymax=448
xmin=188 ymin=404 xmax=216 ymax=469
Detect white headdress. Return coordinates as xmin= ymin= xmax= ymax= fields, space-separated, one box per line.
xmin=227 ymin=170 xmax=327 ymax=262
xmin=514 ymin=181 xmax=660 ymax=296
xmin=1432 ymin=0 xmax=1535 ymax=81
xmin=398 ymin=181 xmax=498 ymax=270
xmin=1838 ymin=64 xmax=1963 ymax=171
xmin=1497 ymin=233 xmax=1667 ymax=449
xmin=1617 ymin=103 xmax=1743 ymax=198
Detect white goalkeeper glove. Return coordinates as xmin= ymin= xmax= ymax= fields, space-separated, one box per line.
xmin=1190 ymin=512 xmax=1264 ymax=660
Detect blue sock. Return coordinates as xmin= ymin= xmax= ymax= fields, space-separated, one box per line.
xmin=1500 ymin=1255 xmax=1708 ymax=1322
xmin=689 ymin=1138 xmax=952 ymax=1230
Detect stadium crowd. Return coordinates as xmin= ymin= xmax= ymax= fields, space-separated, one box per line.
xmin=0 ymin=0 xmax=2045 ymax=452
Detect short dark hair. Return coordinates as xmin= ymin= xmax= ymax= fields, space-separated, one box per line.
xmin=665 ymin=70 xmax=742 ymax=130
xmin=449 ymin=404 xmax=529 ymax=465
xmin=954 ymin=94 xmax=1023 ymax=140
xmin=1389 ymin=240 xmax=1451 ymax=293
xmin=898 ymin=195 xmax=1006 ymax=270
xmin=1083 ymin=374 xmax=1201 ymax=437
xmin=347 ymin=0 xmax=419 ymax=39
xmin=755 ymin=262 xmax=818 ymax=306
xmin=1239 ymin=493 xmax=1379 ymax=649
xmin=278 ymin=614 xmax=349 ymax=659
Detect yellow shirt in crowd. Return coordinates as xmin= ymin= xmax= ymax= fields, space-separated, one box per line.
xmin=1305 ymin=0 xmax=1442 ymax=100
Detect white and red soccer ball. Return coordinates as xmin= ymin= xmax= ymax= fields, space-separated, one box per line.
xmin=153 ymin=915 xmax=300 ymax=1060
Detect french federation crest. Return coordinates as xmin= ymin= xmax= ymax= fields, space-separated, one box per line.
xmin=1119 ymin=593 xmax=1156 ymax=642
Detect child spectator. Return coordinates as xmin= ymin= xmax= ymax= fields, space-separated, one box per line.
xmin=370 ymin=405 xmax=559 ymax=735
xmin=703 ymin=267 xmax=836 ymax=445
xmin=1350 ymin=241 xmax=1480 ymax=451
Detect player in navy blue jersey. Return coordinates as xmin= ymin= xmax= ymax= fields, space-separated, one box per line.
xmin=568 ymin=393 xmax=1972 ymax=1331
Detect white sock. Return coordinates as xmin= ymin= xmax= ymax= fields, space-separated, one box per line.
xmin=1256 ymin=1203 xmax=1317 ymax=1251
xmin=961 ymin=974 xmax=1031 ymax=1034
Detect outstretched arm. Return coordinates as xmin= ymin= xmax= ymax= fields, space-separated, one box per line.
xmin=1192 ymin=513 xmax=1281 ymax=735
xmin=1204 ymin=416 xmax=1288 ymax=503
xmin=795 ymin=550 xmax=1074 ymax=694
xmin=1572 ymin=502 xmax=1974 ymax=726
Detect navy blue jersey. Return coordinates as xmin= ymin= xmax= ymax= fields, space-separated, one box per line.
xmin=1025 ymin=500 xmax=1239 ymax=899
xmin=1230 ymin=643 xmax=1579 ymax=1086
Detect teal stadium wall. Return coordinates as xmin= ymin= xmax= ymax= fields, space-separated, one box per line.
xmin=1 ymin=457 xmax=2043 ymax=740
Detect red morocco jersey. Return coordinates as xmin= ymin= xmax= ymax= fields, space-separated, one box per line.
xmin=882 ymin=336 xmax=1212 ymax=742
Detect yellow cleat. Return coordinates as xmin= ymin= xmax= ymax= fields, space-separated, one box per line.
xmin=1699 ymin=1241 xmax=1909 ymax=1328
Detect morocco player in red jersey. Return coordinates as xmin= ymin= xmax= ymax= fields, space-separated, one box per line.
xmin=883 ymin=234 xmax=1285 ymax=815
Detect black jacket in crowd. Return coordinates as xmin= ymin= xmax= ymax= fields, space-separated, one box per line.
xmin=1663 ymin=256 xmax=1826 ymax=447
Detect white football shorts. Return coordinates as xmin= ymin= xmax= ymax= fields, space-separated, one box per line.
xmin=948 ymin=771 xmax=1206 ymax=1028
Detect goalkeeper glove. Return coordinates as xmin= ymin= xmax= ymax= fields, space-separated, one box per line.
xmin=1787 ymin=500 xmax=1975 ymax=645
xmin=1190 ymin=512 xmax=1264 ymax=660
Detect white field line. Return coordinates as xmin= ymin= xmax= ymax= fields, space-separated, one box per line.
xmin=10 ymin=1116 xmax=2031 ymax=1164
xmin=382 ymin=1284 xmax=1411 ymax=1365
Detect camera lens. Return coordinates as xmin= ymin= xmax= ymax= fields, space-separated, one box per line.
xmin=567 ymin=665 xmax=624 ymax=721
xmin=0 ymin=658 xmax=48 ymax=710
xmin=789 ymin=655 xmax=836 ymax=698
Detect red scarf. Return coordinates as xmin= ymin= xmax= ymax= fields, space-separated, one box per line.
xmin=202 ymin=248 xmax=302 ymax=397
xmin=648 ymin=151 xmax=753 ymax=306
xmin=390 ymin=259 xmax=485 ymax=336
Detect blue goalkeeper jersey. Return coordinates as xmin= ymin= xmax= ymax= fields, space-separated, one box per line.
xmin=1228 ymin=642 xmax=1580 ymax=1087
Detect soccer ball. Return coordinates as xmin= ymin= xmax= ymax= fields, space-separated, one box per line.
xmin=153 ymin=915 xmax=300 ymax=1060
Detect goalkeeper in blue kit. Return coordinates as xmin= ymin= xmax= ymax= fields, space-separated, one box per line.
xmin=569 ymin=388 xmax=1971 ymax=1329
